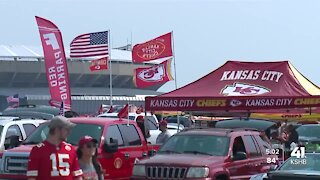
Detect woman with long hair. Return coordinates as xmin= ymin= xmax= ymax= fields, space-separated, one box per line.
xmin=77 ymin=136 xmax=103 ymax=180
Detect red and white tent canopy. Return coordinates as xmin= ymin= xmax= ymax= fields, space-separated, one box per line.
xmin=145 ymin=61 xmax=320 ymax=113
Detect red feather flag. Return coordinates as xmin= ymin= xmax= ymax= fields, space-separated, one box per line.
xmin=118 ymin=104 xmax=129 ymax=119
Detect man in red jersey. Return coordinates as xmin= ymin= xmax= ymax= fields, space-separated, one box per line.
xmin=27 ymin=116 xmax=83 ymax=180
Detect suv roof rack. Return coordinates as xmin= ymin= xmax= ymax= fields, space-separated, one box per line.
xmin=180 ymin=127 xmax=211 ymax=132
xmin=17 ymin=104 xmax=37 ymax=108
xmin=227 ymin=127 xmax=261 ymax=133
xmin=180 ymin=127 xmax=262 ymax=136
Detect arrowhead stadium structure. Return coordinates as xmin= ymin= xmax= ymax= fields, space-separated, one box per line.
xmin=0 ymin=45 xmax=162 ymax=114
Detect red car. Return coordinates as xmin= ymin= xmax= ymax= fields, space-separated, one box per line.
xmin=132 ymin=128 xmax=277 ymax=180
xmin=0 ymin=117 xmax=160 ymax=180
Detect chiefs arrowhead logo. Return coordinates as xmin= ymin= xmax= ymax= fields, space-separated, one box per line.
xmin=230 ymin=99 xmax=242 ymax=107
xmin=138 ymin=64 xmax=165 ymax=82
xmin=221 ymin=82 xmax=270 ymax=96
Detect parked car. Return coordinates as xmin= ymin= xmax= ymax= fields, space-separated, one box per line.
xmin=2 ymin=105 xmax=60 ymax=119
xmin=250 ymin=153 xmax=320 ymax=180
xmin=0 ymin=117 xmax=45 ymax=151
xmin=132 ymin=128 xmax=276 ymax=180
xmin=214 ymin=118 xmax=283 ymax=157
xmin=98 ymin=112 xmax=183 ymax=144
xmin=0 ymin=117 xmax=160 ymax=180
xmin=296 ymin=124 xmax=320 ymax=152
xmin=165 ymin=116 xmax=194 ymax=128
xmin=214 ymin=118 xmax=278 ymax=138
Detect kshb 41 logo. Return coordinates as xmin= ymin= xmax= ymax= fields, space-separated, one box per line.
xmin=290 ymin=147 xmax=307 ymax=165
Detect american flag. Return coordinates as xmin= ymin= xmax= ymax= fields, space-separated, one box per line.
xmin=70 ymin=31 xmax=109 ymax=58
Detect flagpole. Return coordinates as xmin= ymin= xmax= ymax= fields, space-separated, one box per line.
xmin=108 ymin=29 xmax=113 ymax=106
xmin=171 ymin=31 xmax=178 ymax=90
xmin=171 ymin=31 xmax=180 ymax=129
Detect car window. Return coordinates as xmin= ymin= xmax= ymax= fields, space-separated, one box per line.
xmin=6 ymin=125 xmax=22 ymax=139
xmin=68 ymin=124 xmax=103 ymax=146
xmin=24 ymin=123 xmax=103 ymax=146
xmin=296 ymin=125 xmax=320 ymax=138
xmin=145 ymin=116 xmax=157 ymax=130
xmin=118 ymin=124 xmax=142 ymax=146
xmin=256 ymin=135 xmax=271 ymax=150
xmin=24 ymin=123 xmax=49 ymax=144
xmin=0 ymin=125 xmax=3 ymax=137
xmin=166 ymin=117 xmax=190 ymax=127
xmin=4 ymin=125 xmax=23 ymax=150
xmin=105 ymin=125 xmax=124 ymax=146
xmin=23 ymin=124 xmax=37 ymax=136
xmin=159 ymin=135 xmax=229 ymax=156
xmin=232 ymin=136 xmax=246 ymax=159
xmin=243 ymin=135 xmax=261 ymax=157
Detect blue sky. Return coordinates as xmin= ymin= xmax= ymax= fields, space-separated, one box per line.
xmin=1 ymin=0 xmax=320 ymax=92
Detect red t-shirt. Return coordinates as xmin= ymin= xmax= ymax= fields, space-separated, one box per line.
xmin=27 ymin=140 xmax=83 ymax=180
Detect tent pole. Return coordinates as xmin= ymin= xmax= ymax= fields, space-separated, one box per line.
xmin=177 ymin=112 xmax=180 ymax=133
xmin=309 ymin=106 xmax=312 ymax=115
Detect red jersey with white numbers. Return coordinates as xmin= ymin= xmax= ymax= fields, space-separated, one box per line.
xmin=27 ymin=140 xmax=83 ymax=180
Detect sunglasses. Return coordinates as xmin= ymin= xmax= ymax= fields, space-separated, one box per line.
xmin=85 ymin=143 xmax=97 ymax=148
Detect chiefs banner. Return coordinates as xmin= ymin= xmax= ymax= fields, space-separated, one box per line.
xmin=145 ymin=96 xmax=320 ymax=111
xmin=132 ymin=32 xmax=173 ymax=63
xmin=134 ymin=59 xmax=173 ymax=88
xmin=35 ymin=16 xmax=72 ymax=110
xmin=90 ymin=57 xmax=108 ymax=71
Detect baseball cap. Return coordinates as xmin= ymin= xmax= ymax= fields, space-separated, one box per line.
xmin=136 ymin=115 xmax=144 ymax=122
xmin=78 ymin=136 xmax=98 ymax=147
xmin=48 ymin=116 xmax=76 ymax=129
xmin=159 ymin=120 xmax=168 ymax=126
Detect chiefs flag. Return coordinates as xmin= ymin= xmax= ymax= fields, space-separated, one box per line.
xmin=90 ymin=57 xmax=108 ymax=71
xmin=35 ymin=16 xmax=72 ymax=110
xmin=134 ymin=59 xmax=173 ymax=88
xmin=132 ymin=32 xmax=173 ymax=63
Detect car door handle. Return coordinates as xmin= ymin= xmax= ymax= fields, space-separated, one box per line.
xmin=125 ymin=153 xmax=130 ymax=160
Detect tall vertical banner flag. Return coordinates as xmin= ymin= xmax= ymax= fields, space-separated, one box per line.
xmin=35 ymin=16 xmax=72 ymax=110
xmin=133 ymin=59 xmax=173 ymax=88
xmin=132 ymin=32 xmax=173 ymax=63
xmin=70 ymin=31 xmax=109 ymax=58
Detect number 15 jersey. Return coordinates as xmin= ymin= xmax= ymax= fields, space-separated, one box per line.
xmin=27 ymin=141 xmax=83 ymax=180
